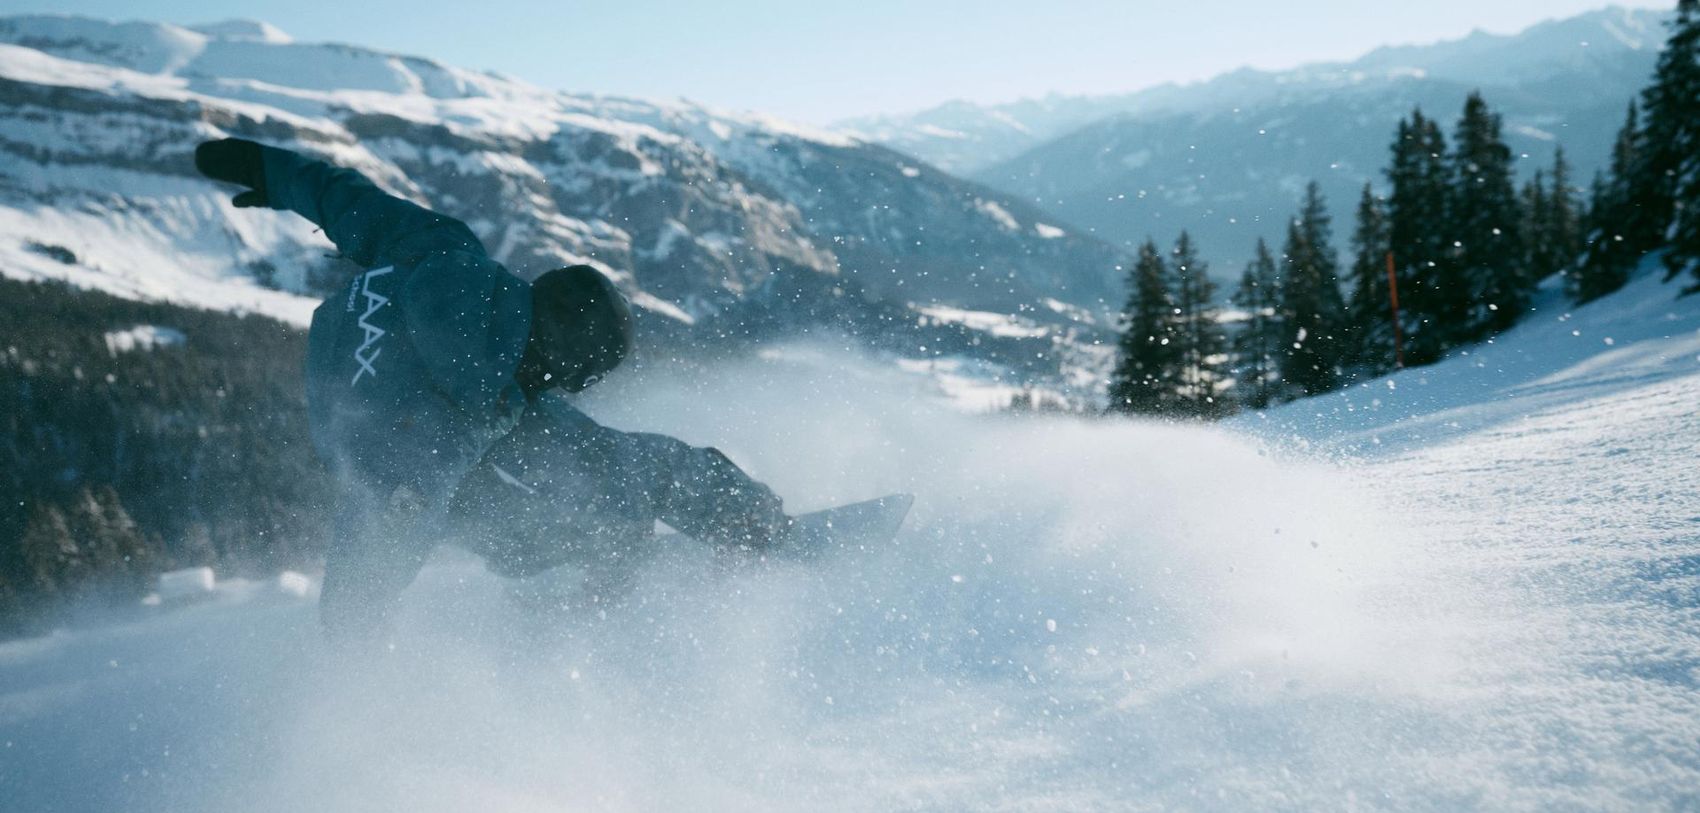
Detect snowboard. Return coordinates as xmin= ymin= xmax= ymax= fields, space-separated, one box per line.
xmin=659 ymin=492 xmax=915 ymax=557
xmin=775 ymin=492 xmax=914 ymax=558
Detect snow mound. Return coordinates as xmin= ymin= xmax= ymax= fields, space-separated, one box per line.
xmin=154 ymin=567 xmax=215 ymax=602
xmin=103 ymin=324 xmax=185 ymax=354
xmin=188 ymin=20 xmax=293 ymax=44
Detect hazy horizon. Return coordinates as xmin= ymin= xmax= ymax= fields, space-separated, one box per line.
xmin=0 ymin=0 xmax=1676 ymax=123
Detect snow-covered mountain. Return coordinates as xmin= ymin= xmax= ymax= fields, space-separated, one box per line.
xmin=0 ymin=15 xmax=1124 ymax=389
xmin=846 ymin=6 xmax=1669 ymax=273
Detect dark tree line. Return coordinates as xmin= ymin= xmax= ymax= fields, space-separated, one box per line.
xmin=1110 ymin=3 xmax=1700 ymax=417
xmin=0 ymin=275 xmax=330 ymax=635
xmin=1108 ymin=234 xmax=1229 ymax=417
xmin=1576 ymin=0 xmax=1700 ymax=299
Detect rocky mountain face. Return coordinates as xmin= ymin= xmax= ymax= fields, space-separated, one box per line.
xmin=845 ymin=7 xmax=1669 ymax=273
xmin=0 ymin=15 xmax=1125 ymax=394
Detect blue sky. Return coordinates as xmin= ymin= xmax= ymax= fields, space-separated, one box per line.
xmin=0 ymin=0 xmax=1675 ymax=122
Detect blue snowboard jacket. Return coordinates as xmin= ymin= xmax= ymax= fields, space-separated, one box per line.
xmin=255 ymin=147 xmax=781 ymax=640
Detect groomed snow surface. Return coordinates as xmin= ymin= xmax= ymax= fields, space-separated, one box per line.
xmin=3 ymin=266 xmax=1699 ymax=811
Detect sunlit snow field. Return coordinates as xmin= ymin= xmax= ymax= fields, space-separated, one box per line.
xmin=3 ymin=269 xmax=1699 ymax=811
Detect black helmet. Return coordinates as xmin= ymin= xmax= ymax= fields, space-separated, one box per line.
xmin=528 ymin=265 xmax=634 ymax=391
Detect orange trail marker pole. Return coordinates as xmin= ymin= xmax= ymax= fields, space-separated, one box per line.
xmin=1385 ymin=251 xmax=1405 ymax=369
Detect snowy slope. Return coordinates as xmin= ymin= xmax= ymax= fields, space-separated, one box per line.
xmin=0 ymin=15 xmax=1124 ymax=379
xmin=1249 ymin=261 xmax=1700 ymax=455
xmin=2 ymin=263 xmax=1698 ymax=808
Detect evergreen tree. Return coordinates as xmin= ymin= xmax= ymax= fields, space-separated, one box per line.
xmin=1452 ymin=92 xmax=1528 ymax=335
xmin=1575 ymin=105 xmax=1643 ymax=302
xmin=1278 ymin=183 xmax=1348 ymax=396
xmin=1109 ymin=239 xmax=1183 ymax=415
xmin=18 ymin=502 xmax=79 ymax=597
xmin=1386 ymin=109 xmax=1459 ymax=364
xmin=1344 ymin=183 xmax=1394 ymax=373
xmin=1645 ymin=0 xmax=1700 ymax=290
xmin=0 ymin=275 xmax=336 ymax=632
xmin=0 ymin=572 xmax=18 ymax=638
xmin=14 ymin=488 xmax=153 ymax=607
xmin=1232 ymin=238 xmax=1283 ymax=409
xmin=1637 ymin=0 xmax=1700 ymax=284
xmin=1534 ymin=149 xmax=1588 ymax=296
xmin=70 ymin=486 xmax=153 ymax=599
xmin=1168 ymin=232 xmax=1231 ymax=416
xmin=1521 ymin=169 xmax=1552 ymax=280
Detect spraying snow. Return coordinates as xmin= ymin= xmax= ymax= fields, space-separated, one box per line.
xmin=3 ymin=271 xmax=1700 ymax=810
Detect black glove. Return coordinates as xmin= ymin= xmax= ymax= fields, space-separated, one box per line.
xmin=718 ymin=503 xmax=793 ymax=550
xmin=710 ymin=476 xmax=793 ymax=551
xmin=194 ymin=138 xmax=270 ymax=208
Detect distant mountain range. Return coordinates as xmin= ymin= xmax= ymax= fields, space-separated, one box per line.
xmin=842 ymin=6 xmax=1670 ymax=273
xmin=0 ymin=8 xmax=1673 ymax=397
xmin=0 ymin=15 xmax=1124 ymax=395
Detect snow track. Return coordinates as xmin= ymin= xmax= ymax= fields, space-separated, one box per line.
xmin=2 ymin=269 xmax=1699 ymax=810
xmin=1339 ymin=356 xmax=1700 ymax=809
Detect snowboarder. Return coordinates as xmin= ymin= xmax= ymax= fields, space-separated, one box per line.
xmin=194 ymin=138 xmax=790 ymax=642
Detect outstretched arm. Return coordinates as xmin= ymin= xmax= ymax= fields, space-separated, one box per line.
xmin=621 ymin=431 xmax=789 ymax=547
xmin=543 ymin=402 xmax=790 ymax=547
xmin=195 ymin=138 xmax=484 ymax=269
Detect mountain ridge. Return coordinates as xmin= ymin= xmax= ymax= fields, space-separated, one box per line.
xmin=0 ymin=14 xmax=1125 ymax=396
xmin=838 ymin=6 xmax=1669 ymax=177
xmin=960 ymin=6 xmax=1669 ymax=273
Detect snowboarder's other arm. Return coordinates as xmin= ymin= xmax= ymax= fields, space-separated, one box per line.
xmin=195 ymin=138 xmax=484 ymax=270
xmin=606 ymin=427 xmax=790 ymax=548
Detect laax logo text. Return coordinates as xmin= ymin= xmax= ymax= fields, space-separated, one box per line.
xmin=349 ymin=266 xmax=394 ymax=385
